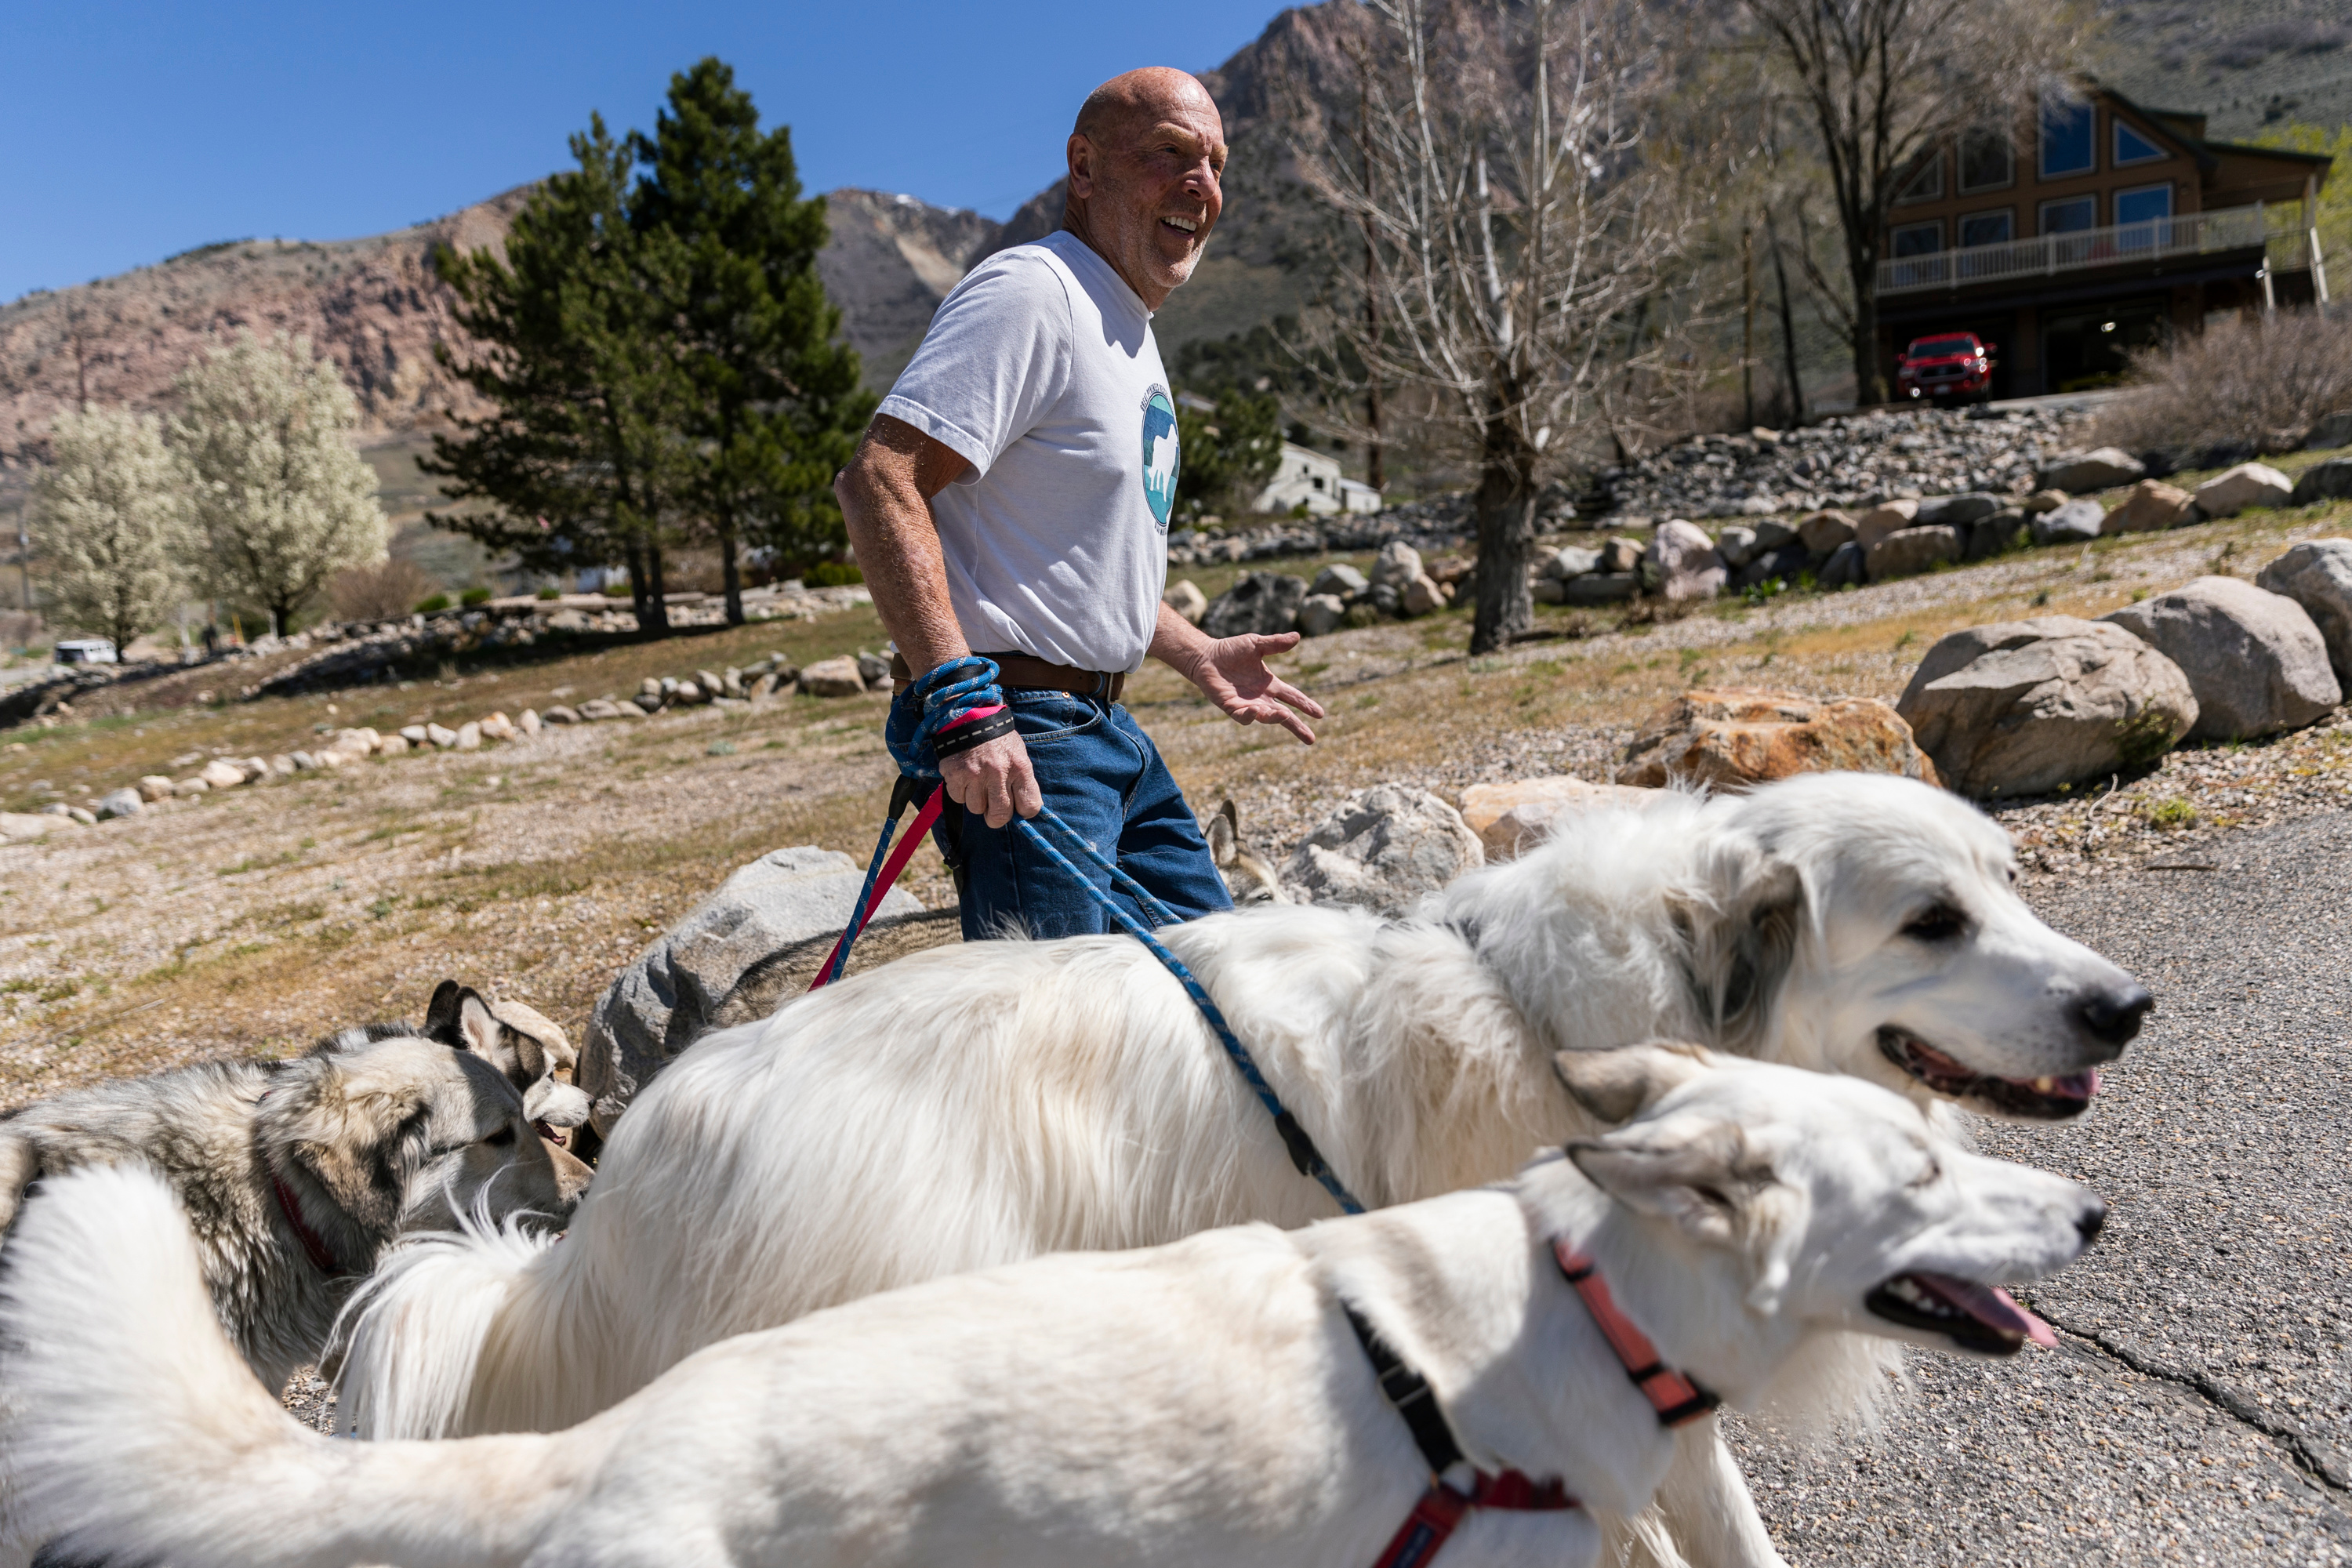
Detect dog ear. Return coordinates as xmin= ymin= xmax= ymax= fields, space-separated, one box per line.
xmin=1552 ymin=1042 xmax=1713 ymax=1124
xmin=1669 ymin=840 xmax=1805 ymax=1053
xmin=450 ymin=993 xmax=548 ymax=1095
xmin=1567 ymin=1117 xmax=1764 ymax=1247
xmin=421 ymin=980 xmax=466 ymax=1046
xmin=1206 ymin=804 xmax=1240 ymax=868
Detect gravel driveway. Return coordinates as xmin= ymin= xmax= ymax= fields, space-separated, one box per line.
xmin=1733 ymin=808 xmax=2352 ymax=1566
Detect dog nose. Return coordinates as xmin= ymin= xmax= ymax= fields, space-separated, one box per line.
xmin=2075 ymin=983 xmax=2153 ymax=1054
xmin=2075 ymin=1200 xmax=2107 ymax=1247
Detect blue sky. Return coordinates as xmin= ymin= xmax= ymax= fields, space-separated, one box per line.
xmin=0 ymin=0 xmax=1285 ymax=304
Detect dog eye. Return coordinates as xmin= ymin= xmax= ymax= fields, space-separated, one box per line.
xmin=1901 ymin=904 xmax=1967 ymax=943
xmin=484 ymin=1126 xmax=517 ymax=1148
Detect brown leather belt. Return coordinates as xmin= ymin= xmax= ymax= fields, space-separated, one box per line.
xmin=889 ymin=650 xmax=1126 ymax=702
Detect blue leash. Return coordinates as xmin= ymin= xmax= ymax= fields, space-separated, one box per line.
xmin=1013 ymin=808 xmax=1366 ymax=1217
xmin=845 ymin=653 xmax=1366 ymax=1215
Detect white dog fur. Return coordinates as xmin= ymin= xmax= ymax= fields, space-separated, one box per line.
xmin=337 ymin=773 xmax=2147 ymax=1565
xmin=4 ymin=1047 xmax=2103 ymax=1568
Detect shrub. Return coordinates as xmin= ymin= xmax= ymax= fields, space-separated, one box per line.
xmin=2096 ymin=311 xmax=2352 ymax=461
xmin=536 ymin=586 xmax=561 ymax=601
xmin=460 ymin=586 xmax=492 ymax=606
xmin=414 ymin=593 xmax=452 ymax=615
xmin=804 ymin=561 xmax=864 ymax=587
xmin=326 ymin=558 xmax=437 ymax=622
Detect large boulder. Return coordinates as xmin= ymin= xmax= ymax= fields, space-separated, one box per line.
xmin=1964 ymin=508 xmax=2027 ymax=562
xmin=1541 ymin=546 xmax=1602 ymax=581
xmin=797 ymin=657 xmax=868 ymax=698
xmin=95 ymin=788 xmax=143 ymax=820
xmin=1853 ymin=500 xmax=1918 ymax=550
xmin=1296 ymin=593 xmax=1347 ymax=637
xmin=1311 ymin=563 xmax=1370 ymax=599
xmin=1203 ymin=572 xmax=1310 ymax=637
xmin=1797 ymin=510 xmax=1857 ymax=558
xmin=578 ymin=846 xmax=926 ymax=1133
xmin=1733 ymin=543 xmax=1809 ymax=590
xmin=1458 ymin=776 xmax=1656 ymax=860
xmin=1280 ymin=785 xmax=1483 ymax=913
xmin=2102 ymin=479 xmax=2196 ymax=534
xmin=1370 ymin=540 xmax=1425 ymax=592
xmin=1563 ymin=574 xmax=1639 ymax=604
xmin=1616 ymin=689 xmax=1940 ymax=791
xmin=1401 ymin=574 xmax=1449 ymax=616
xmin=1896 ymin=618 xmax=2198 ymax=797
xmin=2039 ymin=448 xmax=2147 ymax=493
xmin=198 ymin=759 xmax=247 ymax=790
xmin=2032 ymin=498 xmax=2106 ymax=546
xmin=2256 ymin=539 xmax=2352 ymax=683
xmin=2102 ymin=575 xmax=2340 ymax=741
xmin=1865 ymin=525 xmax=1962 ymax=583
xmin=1914 ymin=493 xmax=2000 ymax=529
xmin=1817 ymin=540 xmax=1867 ymax=589
xmin=1714 ymin=525 xmax=1759 ymax=569
xmin=1599 ymin=537 xmax=1642 ymax=575
xmin=1639 ymin=520 xmax=1726 ymax=601
xmin=2290 ymin=458 xmax=2352 ymax=506
xmin=1163 ymin=579 xmax=1208 ymax=625
xmin=2192 ymin=463 xmax=2293 ymax=519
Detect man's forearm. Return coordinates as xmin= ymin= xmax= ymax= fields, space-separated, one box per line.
xmin=1149 ymin=601 xmax=1210 ymax=683
xmin=837 ymin=444 xmax=968 ymax=675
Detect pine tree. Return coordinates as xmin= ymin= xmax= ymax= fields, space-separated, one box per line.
xmin=170 ymin=332 xmax=388 ymax=637
xmin=426 ymin=117 xmax=691 ymax=634
xmin=630 ymin=58 xmax=873 ymax=626
xmin=30 ymin=407 xmax=188 ymax=652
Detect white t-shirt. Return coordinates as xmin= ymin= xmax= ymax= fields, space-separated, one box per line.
xmin=877 ymin=230 xmax=1178 ymax=674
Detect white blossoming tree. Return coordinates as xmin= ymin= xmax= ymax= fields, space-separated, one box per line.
xmin=171 ymin=332 xmax=390 ymax=636
xmin=30 ymin=407 xmax=189 ymax=653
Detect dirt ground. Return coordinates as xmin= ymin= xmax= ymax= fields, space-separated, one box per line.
xmin=2 ymin=470 xmax=2350 ymax=1110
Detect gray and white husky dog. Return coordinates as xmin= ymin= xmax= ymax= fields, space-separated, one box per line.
xmin=0 ymin=982 xmax=588 ymax=1391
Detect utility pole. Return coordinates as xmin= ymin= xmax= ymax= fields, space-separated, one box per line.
xmin=1741 ymin=223 xmax=1756 ymax=430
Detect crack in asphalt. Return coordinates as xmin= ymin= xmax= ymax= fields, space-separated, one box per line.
xmin=2043 ymin=1308 xmax=2352 ymax=1496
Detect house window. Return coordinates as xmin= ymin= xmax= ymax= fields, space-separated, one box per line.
xmin=1312 ymin=476 xmax=1326 ymax=491
xmin=1895 ymin=152 xmax=1943 ymax=204
xmin=2115 ymin=183 xmax=2172 ymax=224
xmin=1959 ymin=210 xmax=2013 ymax=247
xmin=2039 ymin=196 xmax=2096 ymax=234
xmin=1959 ymin=129 xmax=2013 ymax=192
xmin=1891 ymin=220 xmax=1944 ymax=257
xmin=2039 ymin=98 xmax=2095 ymax=178
xmin=2114 ymin=119 xmax=2167 ymax=167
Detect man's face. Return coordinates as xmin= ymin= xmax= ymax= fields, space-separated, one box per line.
xmin=1068 ymin=89 xmax=1227 ymax=307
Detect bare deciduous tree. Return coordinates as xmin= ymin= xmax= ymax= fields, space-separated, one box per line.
xmin=1742 ymin=0 xmax=2092 ymax=405
xmin=1292 ymin=0 xmax=1720 ymax=652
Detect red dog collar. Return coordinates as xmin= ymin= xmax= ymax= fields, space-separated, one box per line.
xmin=1553 ymin=1240 xmax=1721 ymax=1426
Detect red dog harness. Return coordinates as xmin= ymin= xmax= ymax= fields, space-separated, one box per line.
xmin=1350 ymin=1240 xmax=1719 ymax=1568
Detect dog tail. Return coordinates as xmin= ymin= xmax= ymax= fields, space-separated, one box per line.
xmin=333 ymin=1202 xmax=572 ymax=1440
xmin=2 ymin=1163 xmax=572 ymax=1567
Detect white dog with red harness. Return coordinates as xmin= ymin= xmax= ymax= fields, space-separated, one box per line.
xmin=2 ymin=1046 xmax=2101 ymax=1568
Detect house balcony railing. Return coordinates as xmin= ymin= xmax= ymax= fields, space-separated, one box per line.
xmin=1878 ymin=202 xmax=2313 ymax=296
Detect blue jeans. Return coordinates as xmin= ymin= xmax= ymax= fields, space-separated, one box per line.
xmin=896 ymin=686 xmax=1232 ymax=941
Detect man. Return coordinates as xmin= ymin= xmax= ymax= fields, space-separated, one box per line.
xmin=836 ymin=67 xmax=1321 ymax=941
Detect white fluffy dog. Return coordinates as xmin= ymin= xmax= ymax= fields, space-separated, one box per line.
xmin=5 ymin=1047 xmax=2104 ymax=1568
xmin=338 ymin=773 xmax=2147 ymax=1564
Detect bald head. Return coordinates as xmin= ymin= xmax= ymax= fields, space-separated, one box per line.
xmin=1075 ymin=67 xmax=1218 ymax=143
xmin=1062 ymin=69 xmax=1227 ymax=310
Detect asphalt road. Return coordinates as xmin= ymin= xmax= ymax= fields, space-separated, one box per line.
xmin=1732 ymin=808 xmax=2352 ymax=1566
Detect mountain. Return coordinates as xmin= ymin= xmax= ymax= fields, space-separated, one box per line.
xmin=2093 ymin=1 xmax=2352 ymax=140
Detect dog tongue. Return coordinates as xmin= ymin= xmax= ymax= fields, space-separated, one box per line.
xmin=1915 ymin=1272 xmax=2058 ymax=1348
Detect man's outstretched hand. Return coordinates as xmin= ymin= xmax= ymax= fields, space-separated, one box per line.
xmin=1185 ymin=631 xmax=1324 ymax=744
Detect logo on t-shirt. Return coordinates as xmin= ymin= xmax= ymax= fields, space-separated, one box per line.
xmin=1140 ymin=385 xmax=1179 ymax=532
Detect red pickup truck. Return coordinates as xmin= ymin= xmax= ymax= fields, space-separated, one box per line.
xmin=1896 ymin=334 xmax=1997 ymax=405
